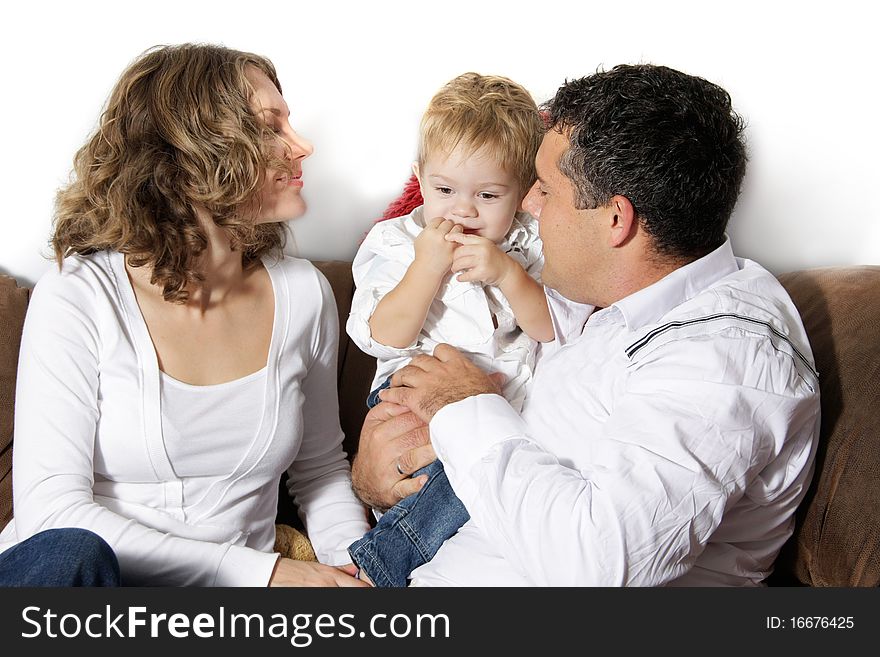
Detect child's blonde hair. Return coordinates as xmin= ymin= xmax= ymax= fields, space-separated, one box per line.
xmin=418 ymin=73 xmax=543 ymax=194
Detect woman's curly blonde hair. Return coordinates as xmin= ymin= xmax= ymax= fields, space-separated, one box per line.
xmin=52 ymin=43 xmax=292 ymax=303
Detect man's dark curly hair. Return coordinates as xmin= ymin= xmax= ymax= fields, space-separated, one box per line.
xmin=544 ymin=64 xmax=748 ymax=260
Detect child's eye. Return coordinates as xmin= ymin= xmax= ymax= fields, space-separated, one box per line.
xmin=436 ymin=187 xmax=453 ymax=195
xmin=478 ymin=192 xmax=500 ymax=200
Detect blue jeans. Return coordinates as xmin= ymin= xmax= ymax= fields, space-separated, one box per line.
xmin=0 ymin=528 xmax=120 ymax=587
xmin=349 ymin=379 xmax=470 ymax=587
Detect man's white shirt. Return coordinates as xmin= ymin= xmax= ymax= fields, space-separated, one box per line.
xmin=412 ymin=239 xmax=820 ymax=586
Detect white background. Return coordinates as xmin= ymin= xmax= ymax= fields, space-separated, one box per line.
xmin=1 ymin=0 xmax=877 ymax=286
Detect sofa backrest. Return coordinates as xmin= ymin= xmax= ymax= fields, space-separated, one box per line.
xmin=311 ymin=261 xmax=376 ymax=461
xmin=774 ymin=266 xmax=880 ymax=586
xmin=0 ymin=276 xmax=28 ymax=530
xmin=2 ymin=264 xmax=878 ymax=586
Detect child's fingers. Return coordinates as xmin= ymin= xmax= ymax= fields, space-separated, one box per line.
xmin=425 ymin=218 xmax=457 ymax=236
xmin=451 ymin=255 xmax=476 ymax=272
xmin=444 ymin=232 xmax=482 ymax=245
xmin=452 ymin=244 xmax=481 ymax=261
xmin=437 ymin=219 xmax=458 ymax=235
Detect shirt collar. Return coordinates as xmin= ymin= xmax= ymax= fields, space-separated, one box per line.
xmin=500 ymin=212 xmax=534 ymax=250
xmin=611 ymin=237 xmax=740 ymax=331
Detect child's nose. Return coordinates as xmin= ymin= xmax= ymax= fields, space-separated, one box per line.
xmin=452 ymin=199 xmax=477 ymax=218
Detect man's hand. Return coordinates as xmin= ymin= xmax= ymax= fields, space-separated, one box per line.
xmin=414 ymin=218 xmax=463 ymax=277
xmin=446 ymin=232 xmax=516 ymax=286
xmin=380 ymin=344 xmax=504 ymax=423
xmin=351 ymin=401 xmax=436 ymax=511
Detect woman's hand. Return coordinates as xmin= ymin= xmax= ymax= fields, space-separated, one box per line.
xmin=414 ymin=218 xmax=463 ymax=277
xmin=268 ymin=558 xmax=371 ymax=587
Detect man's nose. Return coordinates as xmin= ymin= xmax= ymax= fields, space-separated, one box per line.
xmin=523 ymin=181 xmax=542 ymax=218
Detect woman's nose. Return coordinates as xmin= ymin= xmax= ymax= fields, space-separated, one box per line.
xmin=282 ymin=130 xmax=314 ymax=160
xmin=292 ymin=132 xmax=314 ymax=159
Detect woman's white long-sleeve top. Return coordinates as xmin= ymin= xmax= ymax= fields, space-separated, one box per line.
xmin=0 ymin=251 xmax=370 ymax=585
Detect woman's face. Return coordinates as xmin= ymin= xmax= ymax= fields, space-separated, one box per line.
xmin=248 ymin=69 xmax=314 ymax=223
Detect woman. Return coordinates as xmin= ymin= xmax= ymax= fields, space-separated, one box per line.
xmin=0 ymin=44 xmax=370 ymax=586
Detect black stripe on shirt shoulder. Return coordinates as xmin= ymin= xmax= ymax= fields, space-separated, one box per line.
xmin=624 ymin=313 xmax=819 ymax=379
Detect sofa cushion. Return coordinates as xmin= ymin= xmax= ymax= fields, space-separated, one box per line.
xmin=775 ymin=266 xmax=880 ymax=586
xmin=0 ymin=276 xmax=30 ymax=528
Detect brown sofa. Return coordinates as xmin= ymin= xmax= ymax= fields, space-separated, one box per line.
xmin=1 ymin=262 xmax=878 ymax=586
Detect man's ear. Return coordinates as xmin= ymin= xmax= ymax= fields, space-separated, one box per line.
xmin=608 ymin=195 xmax=637 ymax=248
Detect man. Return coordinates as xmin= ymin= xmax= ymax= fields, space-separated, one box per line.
xmin=351 ymin=64 xmax=820 ymax=586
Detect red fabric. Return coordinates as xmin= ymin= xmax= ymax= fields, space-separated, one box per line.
xmin=377 ymin=174 xmax=423 ymax=222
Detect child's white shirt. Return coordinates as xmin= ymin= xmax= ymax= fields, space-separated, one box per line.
xmin=346 ymin=206 xmax=544 ymax=411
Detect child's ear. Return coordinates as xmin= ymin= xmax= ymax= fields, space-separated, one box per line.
xmin=412 ymin=162 xmax=422 ymax=187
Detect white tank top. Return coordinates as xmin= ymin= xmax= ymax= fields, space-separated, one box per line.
xmin=159 ymin=367 xmax=267 ymax=478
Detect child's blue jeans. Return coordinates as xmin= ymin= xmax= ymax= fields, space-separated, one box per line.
xmin=348 ymin=378 xmax=470 ymax=587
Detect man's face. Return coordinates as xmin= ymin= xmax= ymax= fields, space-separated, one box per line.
xmin=523 ymin=130 xmax=608 ymax=304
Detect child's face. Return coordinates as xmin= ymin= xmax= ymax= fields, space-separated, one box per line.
xmin=415 ymin=145 xmax=522 ymax=244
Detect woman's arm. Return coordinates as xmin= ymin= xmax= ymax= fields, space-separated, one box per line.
xmin=286 ymin=267 xmax=371 ymax=565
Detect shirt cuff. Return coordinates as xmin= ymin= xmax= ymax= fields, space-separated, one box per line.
xmin=321 ymin=546 xmax=358 ymax=567
xmin=430 ymin=393 xmax=529 ymax=502
xmin=214 ymin=544 xmax=280 ymax=587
